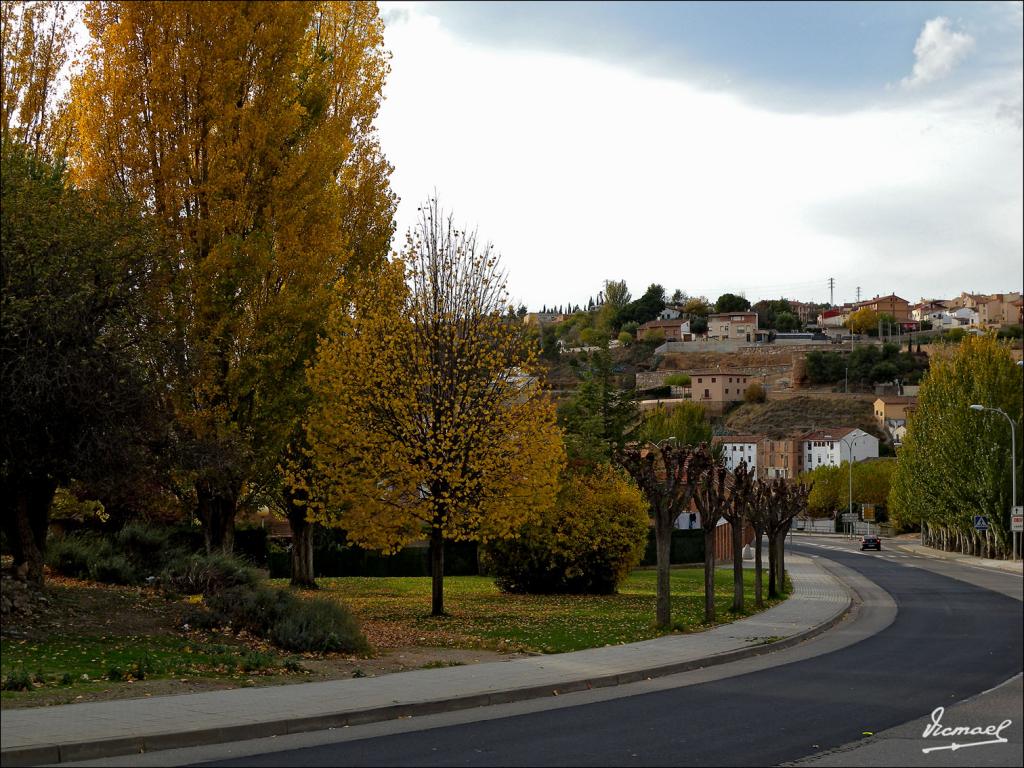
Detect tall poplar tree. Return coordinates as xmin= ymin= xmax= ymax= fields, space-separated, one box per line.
xmin=69 ymin=1 xmax=395 ymax=552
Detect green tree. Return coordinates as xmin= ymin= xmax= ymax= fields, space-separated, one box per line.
xmin=774 ymin=311 xmax=799 ymax=332
xmin=303 ymin=200 xmax=566 ymax=616
xmin=804 ymin=465 xmax=843 ymax=515
xmin=617 ymin=283 xmax=667 ymax=327
xmin=598 ymin=279 xmax=631 ymax=331
xmin=752 ymin=298 xmax=793 ymax=330
xmin=1 ymin=147 xmax=163 ymax=584
xmin=890 ymin=335 xmax=1021 ymax=557
xmin=715 ymin=293 xmax=751 ymax=313
xmin=636 ymin=403 xmax=711 ymax=447
xmin=559 ymin=349 xmax=638 ymax=465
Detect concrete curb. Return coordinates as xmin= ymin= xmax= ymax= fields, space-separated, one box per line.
xmin=1 ymin=573 xmax=854 ymax=767
xmin=888 ymin=542 xmax=1024 ymax=575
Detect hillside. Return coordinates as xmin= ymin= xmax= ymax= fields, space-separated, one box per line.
xmin=724 ymin=395 xmax=881 ymax=440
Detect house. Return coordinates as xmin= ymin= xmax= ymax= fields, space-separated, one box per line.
xmin=689 ymin=370 xmax=753 ymax=403
xmin=817 ymin=307 xmax=848 ymax=328
xmin=874 ymin=395 xmax=917 ymax=432
xmin=659 ymin=306 xmax=687 ymax=320
xmin=852 ymin=294 xmax=911 ymax=323
xmin=949 ymin=307 xmax=979 ymax=326
xmin=911 ymin=300 xmax=949 ymax=323
xmin=978 ymin=293 xmax=1024 ymax=327
xmin=637 ymin=318 xmax=692 ymax=342
xmin=707 ymin=311 xmax=759 ymax=342
xmin=712 ymin=434 xmax=765 ymax=474
xmin=800 ymin=427 xmax=878 ymax=470
xmin=786 ymin=300 xmax=821 ymax=327
xmin=762 ymin=437 xmax=803 ymax=479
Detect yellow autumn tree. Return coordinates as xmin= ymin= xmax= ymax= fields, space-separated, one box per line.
xmin=304 ymin=199 xmax=566 ymax=615
xmin=1 ymin=0 xmax=75 ymax=159
xmin=68 ymin=1 xmax=395 ymax=552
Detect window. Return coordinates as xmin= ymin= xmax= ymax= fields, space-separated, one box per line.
xmin=711 ymin=377 xmax=717 ymax=383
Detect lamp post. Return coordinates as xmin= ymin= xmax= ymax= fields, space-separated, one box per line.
xmin=839 ymin=434 xmax=865 ymax=538
xmin=969 ymin=404 xmax=1018 ymax=560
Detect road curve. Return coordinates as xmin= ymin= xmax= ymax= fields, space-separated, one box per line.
xmin=200 ymin=543 xmax=1023 ymax=767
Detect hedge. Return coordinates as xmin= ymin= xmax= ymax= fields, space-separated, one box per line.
xmin=268 ymin=540 xmax=479 ymax=579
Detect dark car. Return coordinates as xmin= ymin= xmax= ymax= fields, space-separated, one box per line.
xmin=861 ymin=534 xmax=882 ymax=551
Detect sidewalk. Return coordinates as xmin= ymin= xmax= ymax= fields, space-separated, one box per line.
xmin=888 ymin=538 xmax=1024 ymax=575
xmin=1 ymin=555 xmax=850 ymax=767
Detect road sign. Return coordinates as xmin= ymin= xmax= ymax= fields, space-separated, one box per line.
xmin=973 ymin=515 xmax=989 ymax=531
xmin=1012 ymin=514 xmax=1024 ymax=533
xmin=862 ymin=504 xmax=876 ymax=522
xmin=841 ymin=512 xmax=858 ymax=523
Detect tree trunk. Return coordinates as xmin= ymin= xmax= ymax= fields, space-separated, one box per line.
xmin=430 ymin=526 xmax=445 ymax=616
xmin=288 ymin=513 xmax=317 ymax=589
xmin=777 ymin=527 xmax=788 ymax=593
xmin=654 ymin=513 xmax=673 ymax=629
xmin=731 ymin=520 xmax=744 ymax=612
xmin=767 ymin=531 xmax=778 ymax=598
xmin=5 ymin=477 xmax=57 ymax=586
xmin=754 ymin=529 xmax=764 ymax=608
xmin=197 ymin=483 xmax=237 ymax=554
xmin=703 ymin=526 xmax=716 ymax=623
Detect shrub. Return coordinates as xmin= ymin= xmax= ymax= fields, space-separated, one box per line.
xmin=483 ymin=464 xmax=649 ymax=594
xmin=2 ymin=669 xmax=32 ymax=691
xmin=90 ymin=553 xmax=137 ymax=585
xmin=269 ymin=598 xmax=371 ymax=654
xmin=159 ymin=552 xmax=260 ymax=596
xmin=617 ymin=331 xmax=633 ymax=347
xmin=744 ymin=382 xmax=766 ymax=403
xmin=116 ymin=522 xmax=182 ymax=569
xmin=46 ymin=533 xmax=139 ymax=584
xmin=46 ymin=534 xmax=109 ymax=580
xmin=202 ymin=583 xmax=370 ymax=654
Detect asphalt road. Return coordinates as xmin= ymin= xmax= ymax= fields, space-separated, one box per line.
xmin=197 ymin=542 xmax=1023 ymax=767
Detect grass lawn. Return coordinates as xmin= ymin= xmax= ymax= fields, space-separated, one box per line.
xmin=0 ymin=576 xmax=304 ymax=706
xmin=310 ymin=567 xmax=786 ymax=654
xmin=2 ymin=566 xmax=787 ymax=706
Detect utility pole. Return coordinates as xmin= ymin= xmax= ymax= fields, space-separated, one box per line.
xmin=856 ymin=286 xmax=861 ymax=303
xmin=828 ymin=277 xmax=835 ymax=307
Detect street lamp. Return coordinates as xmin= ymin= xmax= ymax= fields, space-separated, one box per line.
xmin=839 ymin=434 xmax=865 ymax=538
xmin=969 ymin=404 xmax=1018 ymax=560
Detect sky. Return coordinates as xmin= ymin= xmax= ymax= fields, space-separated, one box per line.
xmin=373 ymin=1 xmax=1024 ymax=311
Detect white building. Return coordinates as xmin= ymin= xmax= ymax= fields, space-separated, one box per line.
xmin=801 ymin=427 xmax=878 ymax=470
xmin=712 ymin=434 xmax=764 ymax=474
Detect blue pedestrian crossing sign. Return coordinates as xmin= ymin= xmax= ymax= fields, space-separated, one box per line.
xmin=973 ymin=515 xmax=989 ymax=531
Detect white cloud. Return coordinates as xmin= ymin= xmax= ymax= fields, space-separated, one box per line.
xmin=376 ymin=7 xmax=1022 ymax=308
xmin=901 ymin=17 xmax=975 ymax=89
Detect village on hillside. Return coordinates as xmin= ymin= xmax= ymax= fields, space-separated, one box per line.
xmin=523 ymin=285 xmax=1024 ymax=518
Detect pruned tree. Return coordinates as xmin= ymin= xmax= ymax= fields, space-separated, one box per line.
xmin=303 ymin=199 xmax=566 ymax=616
xmin=693 ymin=459 xmax=730 ymax=623
xmin=747 ymin=480 xmax=770 ymax=608
xmin=725 ymin=462 xmax=758 ymax=612
xmin=765 ymin=479 xmax=808 ymax=597
xmin=617 ymin=443 xmax=713 ymax=629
